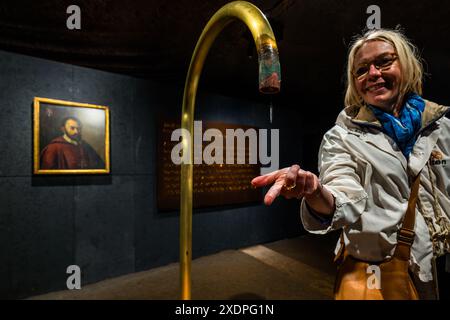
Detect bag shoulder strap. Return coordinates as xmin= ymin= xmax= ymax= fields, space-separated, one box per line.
xmin=333 ymin=232 xmax=346 ymax=264
xmin=334 ymin=173 xmax=421 ymax=263
xmin=393 ymin=173 xmax=421 ymax=261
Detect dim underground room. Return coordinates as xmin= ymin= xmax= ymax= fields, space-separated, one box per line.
xmin=1 ymin=0 xmax=450 ymax=304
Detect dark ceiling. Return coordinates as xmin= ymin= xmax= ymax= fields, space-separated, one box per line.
xmin=1 ymin=0 xmax=450 ymax=103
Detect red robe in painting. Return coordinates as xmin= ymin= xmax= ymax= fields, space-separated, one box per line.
xmin=40 ymin=136 xmax=105 ymax=169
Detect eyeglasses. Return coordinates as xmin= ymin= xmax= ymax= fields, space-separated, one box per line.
xmin=353 ymin=54 xmax=398 ymax=80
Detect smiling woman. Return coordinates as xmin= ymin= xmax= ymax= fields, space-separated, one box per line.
xmin=346 ymin=30 xmax=424 ymax=118
xmin=252 ymin=28 xmax=450 ymax=300
xmin=354 ymin=44 xmax=401 ymax=113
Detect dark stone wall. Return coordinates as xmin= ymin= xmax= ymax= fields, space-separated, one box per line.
xmin=0 ymin=50 xmax=304 ymax=299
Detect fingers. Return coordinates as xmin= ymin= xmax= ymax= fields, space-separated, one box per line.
xmin=296 ymin=169 xmax=307 ymax=195
xmin=251 ymin=168 xmax=286 ymax=187
xmin=284 ymin=165 xmax=300 ymax=189
xmin=251 ymin=165 xmax=318 ymax=206
xmin=251 ymin=175 xmax=270 ymax=187
xmin=303 ymin=171 xmax=315 ymax=195
xmin=281 ymin=169 xmax=318 ymax=199
xmin=251 ymin=170 xmax=277 ymax=187
xmin=264 ymin=180 xmax=284 ymax=205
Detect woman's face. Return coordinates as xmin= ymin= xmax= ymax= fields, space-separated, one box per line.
xmin=353 ymin=40 xmax=402 ymax=113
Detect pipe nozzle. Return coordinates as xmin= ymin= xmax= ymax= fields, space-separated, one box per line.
xmin=258 ymin=42 xmax=281 ymax=94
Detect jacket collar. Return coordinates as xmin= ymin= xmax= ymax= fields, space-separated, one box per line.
xmin=421 ymin=100 xmax=449 ymax=131
xmin=337 ymin=99 xmax=449 ymax=132
xmin=336 ymin=99 xmax=449 ymax=172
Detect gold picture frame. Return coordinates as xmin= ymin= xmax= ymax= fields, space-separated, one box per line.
xmin=33 ymin=97 xmax=110 ymax=174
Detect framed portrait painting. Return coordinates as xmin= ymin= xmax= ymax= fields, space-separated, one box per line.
xmin=33 ymin=97 xmax=110 ymax=174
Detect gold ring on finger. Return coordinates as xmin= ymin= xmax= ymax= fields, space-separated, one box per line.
xmin=284 ymin=182 xmax=296 ymax=191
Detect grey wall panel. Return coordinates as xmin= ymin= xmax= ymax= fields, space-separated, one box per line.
xmin=132 ymin=81 xmax=163 ymax=175
xmin=0 ymin=178 xmax=12 ymax=297
xmin=74 ymin=175 xmax=135 ymax=285
xmin=4 ymin=177 xmax=74 ymax=299
xmin=133 ymin=174 xmax=179 ymax=271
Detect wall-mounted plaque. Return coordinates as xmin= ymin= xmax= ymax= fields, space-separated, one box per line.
xmin=33 ymin=97 xmax=110 ymax=174
xmin=157 ymin=119 xmax=262 ymax=210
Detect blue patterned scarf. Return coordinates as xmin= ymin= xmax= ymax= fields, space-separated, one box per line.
xmin=369 ymin=93 xmax=425 ymax=158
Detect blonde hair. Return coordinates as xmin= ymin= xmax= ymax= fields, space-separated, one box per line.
xmin=344 ymin=28 xmax=423 ymax=108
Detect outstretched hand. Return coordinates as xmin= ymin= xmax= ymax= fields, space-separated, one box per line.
xmin=251 ymin=164 xmax=321 ymax=206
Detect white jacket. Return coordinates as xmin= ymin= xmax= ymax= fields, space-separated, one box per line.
xmin=300 ymin=100 xmax=450 ymax=283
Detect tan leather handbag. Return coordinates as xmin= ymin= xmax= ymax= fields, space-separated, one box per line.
xmin=334 ymin=174 xmax=421 ymax=300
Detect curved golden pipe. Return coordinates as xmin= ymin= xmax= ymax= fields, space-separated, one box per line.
xmin=180 ymin=1 xmax=281 ymax=300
